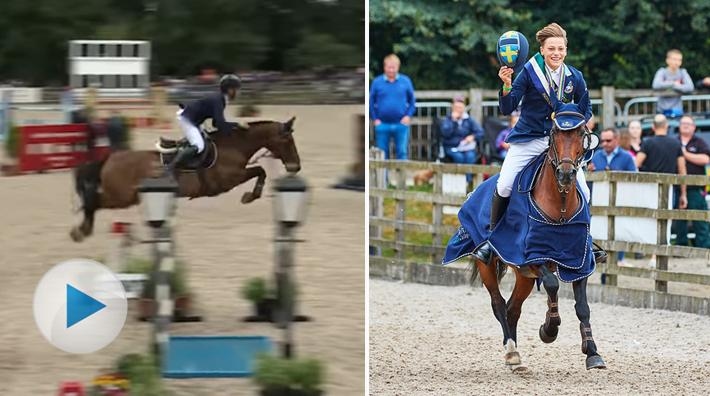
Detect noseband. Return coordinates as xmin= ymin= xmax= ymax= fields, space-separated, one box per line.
xmin=546 ymin=120 xmax=593 ymax=218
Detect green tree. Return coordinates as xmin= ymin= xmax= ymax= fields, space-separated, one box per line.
xmin=370 ymin=0 xmax=710 ymax=89
xmin=517 ymin=0 xmax=710 ymax=88
xmin=370 ymin=0 xmax=532 ymax=89
xmin=0 ymin=0 xmax=364 ymax=84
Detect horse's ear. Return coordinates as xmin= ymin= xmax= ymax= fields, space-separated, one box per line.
xmin=553 ymin=98 xmax=564 ymax=114
xmin=284 ymin=116 xmax=296 ymax=133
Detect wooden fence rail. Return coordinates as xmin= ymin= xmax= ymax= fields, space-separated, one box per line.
xmin=369 ymin=153 xmax=710 ymax=314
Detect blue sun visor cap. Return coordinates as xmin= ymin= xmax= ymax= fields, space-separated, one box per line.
xmin=497 ymin=31 xmax=529 ymax=72
xmin=553 ymin=103 xmax=587 ymax=131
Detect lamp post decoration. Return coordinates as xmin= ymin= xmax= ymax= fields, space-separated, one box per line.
xmin=272 ymin=174 xmax=309 ymax=358
xmin=137 ymin=176 xmax=178 ymax=358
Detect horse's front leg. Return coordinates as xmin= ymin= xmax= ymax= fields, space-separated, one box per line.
xmin=238 ymin=166 xmax=267 ymax=204
xmin=506 ymin=268 xmax=535 ymax=372
xmin=539 ymin=264 xmax=561 ymax=343
xmin=573 ymin=277 xmax=607 ymax=369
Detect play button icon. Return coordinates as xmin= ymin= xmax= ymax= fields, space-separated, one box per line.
xmin=33 ymin=259 xmax=127 ymax=354
xmin=66 ymin=284 xmax=107 ymax=328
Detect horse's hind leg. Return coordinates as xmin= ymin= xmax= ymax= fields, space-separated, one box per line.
xmin=71 ymin=165 xmax=102 ymax=242
xmin=239 ymin=166 xmax=267 ymax=204
xmin=476 ymin=258 xmax=516 ymax=365
xmin=573 ymin=277 xmax=606 ymax=369
xmin=539 ymin=264 xmax=561 ymax=343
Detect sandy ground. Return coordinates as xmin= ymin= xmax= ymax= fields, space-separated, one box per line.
xmin=369 ymin=279 xmax=710 ymax=396
xmin=0 ymin=105 xmax=365 ymax=395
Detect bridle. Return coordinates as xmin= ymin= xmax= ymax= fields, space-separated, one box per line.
xmin=545 ymin=111 xmax=597 ymax=218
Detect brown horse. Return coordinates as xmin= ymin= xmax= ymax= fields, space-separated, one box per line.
xmin=70 ymin=117 xmax=300 ymax=242
xmin=472 ymin=110 xmax=606 ymax=372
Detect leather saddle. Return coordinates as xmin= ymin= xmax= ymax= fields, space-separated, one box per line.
xmin=157 ymin=134 xmax=217 ymax=171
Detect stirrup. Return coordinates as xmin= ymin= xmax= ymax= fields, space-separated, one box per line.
xmin=592 ymin=242 xmax=607 ymax=264
xmin=472 ymin=242 xmax=493 ymax=263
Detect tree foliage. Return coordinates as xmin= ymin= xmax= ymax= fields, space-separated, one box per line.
xmin=370 ymin=0 xmax=710 ymax=90
xmin=0 ymin=0 xmax=364 ymax=85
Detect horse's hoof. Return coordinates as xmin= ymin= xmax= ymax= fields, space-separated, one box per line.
xmin=508 ymin=363 xmax=529 ymax=373
xmin=70 ymin=228 xmax=84 ymax=242
xmin=504 ymin=351 xmax=521 ymax=365
xmin=539 ymin=325 xmax=557 ymax=343
xmin=585 ymin=355 xmax=607 ymax=370
xmin=241 ymin=192 xmax=255 ymax=204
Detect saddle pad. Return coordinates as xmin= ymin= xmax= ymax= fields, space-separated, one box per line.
xmin=159 ymin=141 xmax=217 ymax=171
xmin=442 ymin=153 xmax=595 ymax=282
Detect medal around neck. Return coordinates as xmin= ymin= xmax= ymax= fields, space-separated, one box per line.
xmin=497 ymin=31 xmax=529 ymax=72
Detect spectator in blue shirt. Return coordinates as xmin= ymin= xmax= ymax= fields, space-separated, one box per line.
xmin=588 ymin=127 xmax=637 ymax=173
xmin=370 ymin=54 xmax=416 ymax=159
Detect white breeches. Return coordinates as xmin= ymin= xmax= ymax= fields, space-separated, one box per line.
xmin=496 ymin=136 xmax=590 ymax=202
xmin=176 ymin=110 xmax=204 ymax=153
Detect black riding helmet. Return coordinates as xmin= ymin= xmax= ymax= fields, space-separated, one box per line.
xmin=219 ymin=74 xmax=242 ymax=93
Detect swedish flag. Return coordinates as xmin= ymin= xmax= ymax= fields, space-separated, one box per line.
xmin=499 ymin=45 xmax=519 ymax=65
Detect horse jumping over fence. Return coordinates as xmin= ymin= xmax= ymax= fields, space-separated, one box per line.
xmin=71 ymin=118 xmax=300 ymax=242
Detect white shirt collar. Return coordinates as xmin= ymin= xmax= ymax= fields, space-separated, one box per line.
xmin=223 ymin=94 xmax=229 ymax=106
xmin=546 ymin=65 xmax=562 ymax=83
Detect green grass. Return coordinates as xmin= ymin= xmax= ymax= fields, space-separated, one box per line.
xmin=376 ymin=185 xmax=461 ymax=262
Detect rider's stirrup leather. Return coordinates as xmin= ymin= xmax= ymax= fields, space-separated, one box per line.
xmin=592 ymin=242 xmax=607 ymax=264
xmin=165 ymin=145 xmax=198 ymax=175
xmin=471 ymin=190 xmax=510 ymax=264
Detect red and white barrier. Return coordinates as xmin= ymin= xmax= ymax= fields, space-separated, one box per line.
xmin=18 ymin=123 xmax=110 ymax=173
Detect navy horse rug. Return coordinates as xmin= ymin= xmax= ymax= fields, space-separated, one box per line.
xmin=442 ymin=153 xmax=595 ymax=282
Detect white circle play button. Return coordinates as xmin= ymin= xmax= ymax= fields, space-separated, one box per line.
xmin=33 ymin=259 xmax=128 ymax=354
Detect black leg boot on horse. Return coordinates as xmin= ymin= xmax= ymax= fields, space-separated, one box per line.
xmin=538 ymin=264 xmax=561 ymax=343
xmin=471 ymin=189 xmax=510 ymax=264
xmin=573 ymin=277 xmax=606 ymax=369
xmin=164 ymin=145 xmax=199 ymax=178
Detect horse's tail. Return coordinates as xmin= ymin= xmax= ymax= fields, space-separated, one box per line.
xmin=73 ymin=159 xmax=106 ymax=212
xmin=469 ymin=256 xmax=508 ymax=285
xmin=495 ymin=259 xmax=508 ymax=283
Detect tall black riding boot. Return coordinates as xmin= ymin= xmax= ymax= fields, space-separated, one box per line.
xmin=164 ymin=145 xmax=198 ymax=176
xmin=471 ymin=190 xmax=511 ymax=263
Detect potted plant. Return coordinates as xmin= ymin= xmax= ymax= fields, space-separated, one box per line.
xmin=254 ymin=354 xmax=324 ymax=396
xmin=242 ymin=277 xmax=277 ymax=320
xmin=171 ymin=260 xmax=192 ymax=317
xmin=104 ymin=353 xmax=163 ymax=396
xmin=138 ymin=259 xmax=191 ymax=320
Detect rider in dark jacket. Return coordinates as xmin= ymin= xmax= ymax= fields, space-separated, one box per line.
xmin=166 ymin=74 xmax=247 ymax=174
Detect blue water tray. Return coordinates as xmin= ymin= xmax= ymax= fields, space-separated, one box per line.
xmin=162 ymin=335 xmax=272 ymax=378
